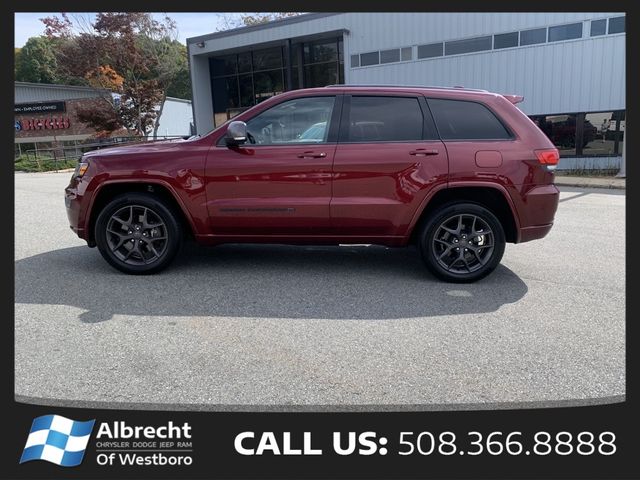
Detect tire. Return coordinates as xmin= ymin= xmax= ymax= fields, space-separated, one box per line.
xmin=418 ymin=202 xmax=506 ymax=283
xmin=94 ymin=192 xmax=182 ymax=274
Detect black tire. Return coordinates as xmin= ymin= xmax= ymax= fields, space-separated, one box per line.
xmin=94 ymin=192 xmax=182 ymax=274
xmin=418 ymin=202 xmax=506 ymax=283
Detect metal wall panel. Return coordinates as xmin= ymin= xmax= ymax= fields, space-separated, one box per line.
xmin=15 ymin=84 xmax=104 ymax=103
xmin=189 ymin=12 xmax=625 ymax=133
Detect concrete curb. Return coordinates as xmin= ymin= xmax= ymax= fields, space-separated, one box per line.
xmin=554 ymin=176 xmax=626 ymax=190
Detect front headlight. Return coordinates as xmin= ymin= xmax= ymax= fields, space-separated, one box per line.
xmin=74 ymin=160 xmax=90 ymax=178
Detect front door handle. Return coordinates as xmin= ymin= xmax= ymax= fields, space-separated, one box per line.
xmin=409 ymin=149 xmax=439 ymax=156
xmin=297 ymin=151 xmax=327 ymax=159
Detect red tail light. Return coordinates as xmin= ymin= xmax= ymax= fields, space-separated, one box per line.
xmin=534 ymin=149 xmax=559 ymax=170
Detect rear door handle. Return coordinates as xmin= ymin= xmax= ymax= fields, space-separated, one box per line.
xmin=297 ymin=151 xmax=327 ymax=159
xmin=409 ymin=149 xmax=439 ymax=156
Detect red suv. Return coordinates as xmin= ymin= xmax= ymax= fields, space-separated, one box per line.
xmin=65 ymin=85 xmax=559 ymax=282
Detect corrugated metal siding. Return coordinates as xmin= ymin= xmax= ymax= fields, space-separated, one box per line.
xmin=349 ymin=35 xmax=625 ymax=114
xmin=15 ymin=84 xmax=104 ymax=103
xmin=190 ymin=12 xmax=625 ymax=132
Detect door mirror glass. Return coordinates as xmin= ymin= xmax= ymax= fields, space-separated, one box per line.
xmin=225 ymin=121 xmax=247 ymax=145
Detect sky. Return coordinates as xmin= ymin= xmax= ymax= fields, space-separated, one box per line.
xmin=14 ymin=12 xmax=238 ymax=47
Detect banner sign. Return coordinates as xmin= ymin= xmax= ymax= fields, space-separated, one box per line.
xmin=15 ymin=101 xmax=66 ymax=114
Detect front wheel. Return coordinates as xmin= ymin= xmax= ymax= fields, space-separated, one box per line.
xmin=94 ymin=193 xmax=182 ymax=274
xmin=418 ymin=203 xmax=506 ymax=283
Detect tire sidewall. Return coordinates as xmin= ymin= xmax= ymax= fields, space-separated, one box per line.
xmin=95 ymin=193 xmax=182 ymax=274
xmin=419 ymin=202 xmax=506 ymax=283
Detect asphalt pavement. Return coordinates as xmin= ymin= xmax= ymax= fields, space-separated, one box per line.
xmin=14 ymin=172 xmax=625 ymax=410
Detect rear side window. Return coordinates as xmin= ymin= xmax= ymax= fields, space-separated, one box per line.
xmin=427 ymin=98 xmax=512 ymax=140
xmin=345 ymin=96 xmax=423 ymax=142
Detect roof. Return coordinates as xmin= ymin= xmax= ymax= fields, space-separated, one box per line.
xmin=15 ymin=81 xmax=108 ymax=93
xmin=186 ymin=13 xmax=340 ymax=44
xmin=165 ymin=96 xmax=193 ymax=104
xmin=325 ymin=84 xmax=489 ymax=93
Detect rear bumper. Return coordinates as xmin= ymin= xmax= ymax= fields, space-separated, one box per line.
xmin=514 ymin=183 xmax=559 ymax=243
xmin=519 ymin=223 xmax=553 ymax=242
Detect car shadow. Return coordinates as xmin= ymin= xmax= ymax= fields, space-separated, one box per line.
xmin=15 ymin=243 xmax=528 ymax=323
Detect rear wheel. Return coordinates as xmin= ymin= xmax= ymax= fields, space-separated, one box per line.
xmin=95 ymin=193 xmax=182 ymax=274
xmin=418 ymin=202 xmax=506 ymax=282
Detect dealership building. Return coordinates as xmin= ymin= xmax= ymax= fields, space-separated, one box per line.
xmin=187 ymin=12 xmax=625 ymax=171
xmin=15 ymin=82 xmax=193 ymax=158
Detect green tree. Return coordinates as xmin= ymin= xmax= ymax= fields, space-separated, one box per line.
xmin=164 ymin=43 xmax=191 ymax=100
xmin=42 ymin=12 xmax=178 ymax=136
xmin=15 ymin=36 xmax=59 ymax=83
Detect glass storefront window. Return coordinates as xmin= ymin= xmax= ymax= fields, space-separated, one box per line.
xmin=211 ymin=55 xmax=237 ymax=77
xmin=239 ymin=74 xmax=254 ymax=107
xmin=253 ymin=70 xmax=284 ymax=103
xmin=252 ymin=47 xmax=282 ymax=71
xmin=530 ymin=110 xmax=625 ymax=157
xmin=304 ymin=40 xmax=338 ymax=64
xmin=238 ymin=52 xmax=252 ymax=73
xmin=304 ymin=63 xmax=338 ymax=88
xmin=212 ymin=76 xmax=239 ymax=113
xmin=531 ymin=114 xmax=578 ymax=156
xmin=582 ymin=112 xmax=616 ymax=156
xmin=210 ymin=37 xmax=344 ymax=125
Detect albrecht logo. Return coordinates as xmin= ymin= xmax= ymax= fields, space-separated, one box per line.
xmin=20 ymin=415 xmax=95 ymax=467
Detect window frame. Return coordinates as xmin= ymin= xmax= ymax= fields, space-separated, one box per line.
xmin=425 ymin=97 xmax=516 ymax=142
xmin=337 ymin=94 xmax=438 ymax=144
xmin=216 ymin=95 xmax=343 ymax=147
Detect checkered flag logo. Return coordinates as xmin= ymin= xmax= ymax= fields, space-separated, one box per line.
xmin=20 ymin=415 xmax=95 ymax=467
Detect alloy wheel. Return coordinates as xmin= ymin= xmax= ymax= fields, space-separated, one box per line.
xmin=431 ymin=213 xmax=495 ymax=274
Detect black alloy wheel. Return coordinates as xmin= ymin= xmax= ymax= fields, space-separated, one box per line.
xmin=95 ymin=193 xmax=182 ymax=274
xmin=419 ymin=202 xmax=506 ymax=282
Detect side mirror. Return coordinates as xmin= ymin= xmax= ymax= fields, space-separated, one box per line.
xmin=225 ymin=121 xmax=247 ymax=146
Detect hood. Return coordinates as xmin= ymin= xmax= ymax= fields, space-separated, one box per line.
xmin=82 ymin=138 xmax=185 ymax=158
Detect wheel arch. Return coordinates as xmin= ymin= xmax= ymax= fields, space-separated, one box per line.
xmin=409 ymin=184 xmax=521 ymax=244
xmin=87 ymin=180 xmax=196 ymax=246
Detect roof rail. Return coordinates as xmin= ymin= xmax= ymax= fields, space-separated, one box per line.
xmin=324 ymin=84 xmax=488 ymax=92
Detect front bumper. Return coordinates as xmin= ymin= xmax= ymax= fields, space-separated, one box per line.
xmin=65 ymin=178 xmax=91 ymax=244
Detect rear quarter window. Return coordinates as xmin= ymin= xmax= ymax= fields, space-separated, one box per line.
xmin=428 ymin=98 xmax=512 ymax=140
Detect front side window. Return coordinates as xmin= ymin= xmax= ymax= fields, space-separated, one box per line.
xmin=245 ymin=96 xmax=335 ymax=145
xmin=428 ymin=99 xmax=511 ymax=140
xmin=345 ymin=96 xmax=424 ymax=142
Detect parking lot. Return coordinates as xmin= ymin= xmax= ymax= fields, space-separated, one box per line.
xmin=15 ymin=172 xmax=625 ymax=410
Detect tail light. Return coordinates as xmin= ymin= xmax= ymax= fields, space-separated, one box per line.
xmin=534 ymin=148 xmax=559 ymax=171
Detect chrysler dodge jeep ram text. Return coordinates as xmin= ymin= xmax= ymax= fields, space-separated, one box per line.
xmin=65 ymin=85 xmax=560 ymax=282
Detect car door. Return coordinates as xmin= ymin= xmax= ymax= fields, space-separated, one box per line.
xmin=330 ymin=94 xmax=448 ymax=237
xmin=205 ymin=95 xmax=341 ymax=236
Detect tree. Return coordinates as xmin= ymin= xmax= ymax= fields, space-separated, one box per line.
xmin=15 ymin=36 xmax=59 ymax=83
xmin=41 ymin=12 xmax=179 ymax=136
